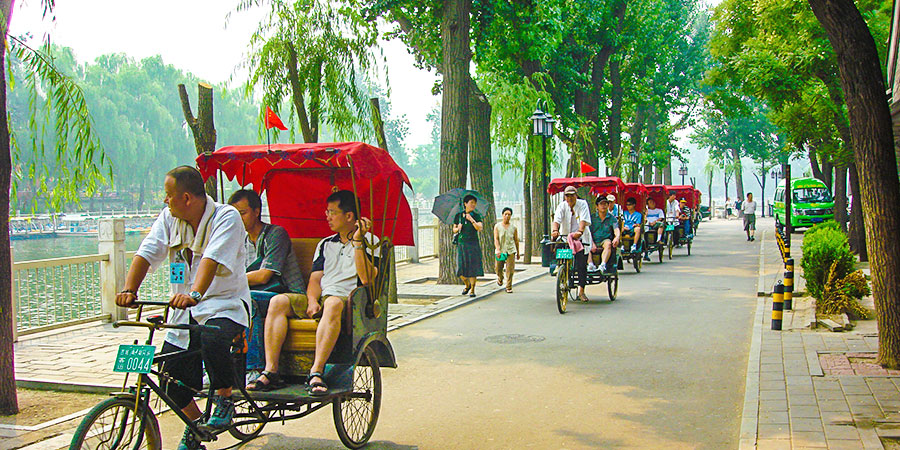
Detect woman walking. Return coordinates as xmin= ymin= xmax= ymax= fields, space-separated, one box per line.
xmin=493 ymin=207 xmax=520 ymax=293
xmin=454 ymin=195 xmax=484 ymax=297
xmin=743 ymin=192 xmax=757 ymax=241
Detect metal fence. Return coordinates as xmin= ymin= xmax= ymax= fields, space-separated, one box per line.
xmin=13 ymin=255 xmax=107 ymax=331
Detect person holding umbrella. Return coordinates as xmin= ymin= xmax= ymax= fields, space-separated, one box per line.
xmin=453 ymin=194 xmax=485 ymax=296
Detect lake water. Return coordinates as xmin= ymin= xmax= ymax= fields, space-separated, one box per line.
xmin=12 ymin=233 xmax=149 ymax=262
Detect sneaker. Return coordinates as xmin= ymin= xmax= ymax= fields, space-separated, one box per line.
xmin=205 ymin=396 xmax=234 ymax=430
xmin=642 ymin=255 xmax=651 ymax=262
xmin=177 ymin=424 xmax=202 ymax=450
xmin=599 ymin=263 xmax=607 ymax=274
xmin=630 ymin=244 xmax=638 ymax=253
xmin=587 ymin=262 xmax=598 ymax=272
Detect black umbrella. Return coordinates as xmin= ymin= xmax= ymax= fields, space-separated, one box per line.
xmin=431 ymin=188 xmax=490 ymax=224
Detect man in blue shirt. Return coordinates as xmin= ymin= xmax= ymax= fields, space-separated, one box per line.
xmin=622 ymin=197 xmax=643 ymax=253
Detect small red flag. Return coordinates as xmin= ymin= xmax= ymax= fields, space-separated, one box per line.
xmin=265 ymin=106 xmax=288 ymax=131
xmin=580 ymin=161 xmax=597 ymax=174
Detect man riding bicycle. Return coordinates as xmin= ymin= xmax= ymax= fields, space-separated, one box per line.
xmin=551 ymin=186 xmax=592 ymax=302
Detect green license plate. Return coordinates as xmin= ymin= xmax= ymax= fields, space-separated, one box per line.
xmin=555 ymin=248 xmax=573 ymax=260
xmin=113 ymin=345 xmax=155 ymax=374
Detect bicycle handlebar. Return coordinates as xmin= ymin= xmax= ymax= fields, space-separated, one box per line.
xmin=113 ymin=320 xmax=220 ymax=332
xmin=134 ymin=299 xmax=171 ymax=307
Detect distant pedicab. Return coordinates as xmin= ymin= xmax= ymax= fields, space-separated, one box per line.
xmin=643 ymin=184 xmax=668 ymax=263
xmin=691 ymin=188 xmax=703 ymax=234
xmin=547 ymin=176 xmax=625 ymax=314
xmin=664 ymin=185 xmax=697 ymax=258
xmin=617 ymin=183 xmax=649 ymax=273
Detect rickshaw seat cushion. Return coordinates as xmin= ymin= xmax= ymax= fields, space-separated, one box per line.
xmin=290 ymin=238 xmax=322 ymax=283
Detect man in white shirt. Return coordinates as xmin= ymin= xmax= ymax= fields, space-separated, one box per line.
xmin=115 ymin=166 xmax=250 ymax=450
xmin=665 ymin=192 xmax=680 ymax=223
xmin=644 ymin=197 xmax=665 ymax=261
xmin=247 ymin=190 xmax=379 ymax=396
xmin=743 ymin=192 xmax=758 ymax=241
xmin=551 ymin=186 xmax=592 ymax=302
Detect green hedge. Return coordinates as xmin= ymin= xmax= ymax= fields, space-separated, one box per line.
xmin=801 ymin=220 xmax=855 ymax=300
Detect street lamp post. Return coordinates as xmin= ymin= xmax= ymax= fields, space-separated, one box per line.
xmin=679 ymin=164 xmax=688 ymax=185
xmin=629 ymin=149 xmax=638 ymax=183
xmin=531 ymin=105 xmax=555 ymax=266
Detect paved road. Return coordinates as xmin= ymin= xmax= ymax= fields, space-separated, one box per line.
xmin=158 ymin=219 xmax=761 ymax=449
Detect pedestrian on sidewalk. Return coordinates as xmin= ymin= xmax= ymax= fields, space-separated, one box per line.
xmin=493 ymin=207 xmax=520 ymax=293
xmin=454 ymin=195 xmax=484 ymax=297
xmin=743 ymin=192 xmax=757 ymax=241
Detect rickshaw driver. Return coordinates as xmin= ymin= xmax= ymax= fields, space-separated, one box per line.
xmin=621 ymin=197 xmax=643 ymax=253
xmin=247 ymin=190 xmax=379 ymax=396
xmin=589 ymin=196 xmax=621 ymax=274
xmin=551 ymin=186 xmax=592 ymax=302
xmin=114 ymin=166 xmax=251 ymax=450
xmin=665 ymin=192 xmax=680 ymax=222
xmin=644 ymin=198 xmax=665 ymax=261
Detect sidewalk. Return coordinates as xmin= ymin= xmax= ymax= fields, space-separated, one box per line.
xmin=12 ymin=258 xmax=547 ymax=393
xmin=742 ymin=225 xmax=899 ymax=450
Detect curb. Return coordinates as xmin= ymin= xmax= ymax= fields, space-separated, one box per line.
xmin=756 ymin=229 xmax=768 ymax=297
xmin=740 ymin=230 xmax=769 ymax=450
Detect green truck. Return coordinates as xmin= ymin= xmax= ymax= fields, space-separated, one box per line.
xmin=773 ymin=177 xmax=835 ymax=228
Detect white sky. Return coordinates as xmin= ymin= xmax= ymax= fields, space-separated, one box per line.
xmin=9 ymin=0 xmax=440 ymax=148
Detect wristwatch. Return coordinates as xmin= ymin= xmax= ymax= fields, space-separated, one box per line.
xmin=189 ymin=290 xmax=203 ymax=302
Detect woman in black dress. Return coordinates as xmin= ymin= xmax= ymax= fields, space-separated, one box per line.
xmin=453 ymin=195 xmax=484 ymax=297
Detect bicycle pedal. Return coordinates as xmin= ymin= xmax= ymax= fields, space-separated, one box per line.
xmin=194 ymin=425 xmax=220 ymax=441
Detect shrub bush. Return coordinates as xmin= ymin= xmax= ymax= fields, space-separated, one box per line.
xmin=801 ymin=224 xmax=855 ymax=300
xmin=819 ymin=261 xmax=870 ymax=318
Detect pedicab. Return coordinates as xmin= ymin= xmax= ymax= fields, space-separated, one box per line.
xmin=644 ymin=184 xmax=668 ymax=263
xmin=547 ymin=176 xmax=625 ymax=314
xmin=70 ymin=142 xmax=413 ymax=450
xmin=664 ymin=185 xmax=697 ymax=257
xmin=691 ymin=188 xmax=702 ymax=234
xmin=619 ymin=183 xmax=649 ymax=273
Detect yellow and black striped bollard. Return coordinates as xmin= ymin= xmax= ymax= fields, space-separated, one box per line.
xmin=784 ymin=258 xmax=794 ymax=311
xmin=772 ymin=282 xmax=784 ymax=331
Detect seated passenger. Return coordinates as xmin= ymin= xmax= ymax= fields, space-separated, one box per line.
xmin=246 ymin=190 xmax=379 ymax=394
xmin=678 ymin=198 xmax=692 ymax=239
xmin=621 ymin=197 xmax=643 ymax=253
xmin=589 ymin=196 xmax=620 ymax=274
xmin=228 ymin=189 xmax=305 ymax=383
xmin=551 ymin=186 xmax=592 ymax=302
xmin=606 ymin=194 xmax=621 ymax=218
xmin=644 ymin=198 xmax=665 ymax=261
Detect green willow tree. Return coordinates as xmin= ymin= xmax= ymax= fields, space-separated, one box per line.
xmin=1 ymin=1 xmax=111 ymax=414
xmin=243 ymin=0 xmax=381 ymax=143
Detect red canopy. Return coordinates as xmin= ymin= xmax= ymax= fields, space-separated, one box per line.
xmin=622 ymin=183 xmax=649 ymax=208
xmin=196 ymin=142 xmax=414 ymax=246
xmin=645 ymin=184 xmax=668 ymax=208
xmin=547 ymin=176 xmax=626 ymax=197
xmin=666 ymin=185 xmax=697 ymax=209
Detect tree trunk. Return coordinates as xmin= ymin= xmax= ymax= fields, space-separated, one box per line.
xmin=0 ymin=0 xmax=18 ymax=415
xmin=822 ymin=159 xmax=834 ymax=191
xmin=286 ymin=44 xmax=315 ymax=143
xmin=530 ymin=147 xmax=543 ymax=256
xmin=808 ymin=0 xmax=900 ymax=367
xmin=708 ymin=170 xmax=714 ymax=209
xmin=833 ymin=164 xmax=848 ymax=232
xmin=663 ymin=157 xmax=672 ymax=185
xmin=655 ymin=168 xmax=664 ymax=184
xmin=468 ymin=80 xmax=496 ymax=274
xmin=628 ymin=104 xmax=646 ymax=183
xmin=644 ymin=113 xmax=658 ymax=184
xmin=177 ymin=83 xmax=218 ymax=200
xmin=809 ymin=146 xmax=824 ymax=181
xmin=731 ymin=148 xmax=744 ymax=199
xmin=523 ymin=161 xmax=533 ymax=264
xmin=608 ymin=56 xmax=623 ymax=171
xmin=848 ymin=162 xmax=867 ymax=261
xmin=437 ymin=0 xmax=471 ymax=284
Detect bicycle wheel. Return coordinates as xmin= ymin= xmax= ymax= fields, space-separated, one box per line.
xmin=633 ymin=255 xmax=641 ymax=273
xmin=69 ymin=397 xmax=161 ymax=450
xmin=657 ymin=245 xmax=663 ymax=263
xmin=555 ymin=260 xmax=569 ymax=314
xmin=333 ymin=346 xmax=382 ymax=449
xmin=687 ymin=240 xmax=692 ymax=256
xmin=607 ymin=276 xmax=618 ymax=301
xmin=228 ymin=397 xmax=269 ymax=441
